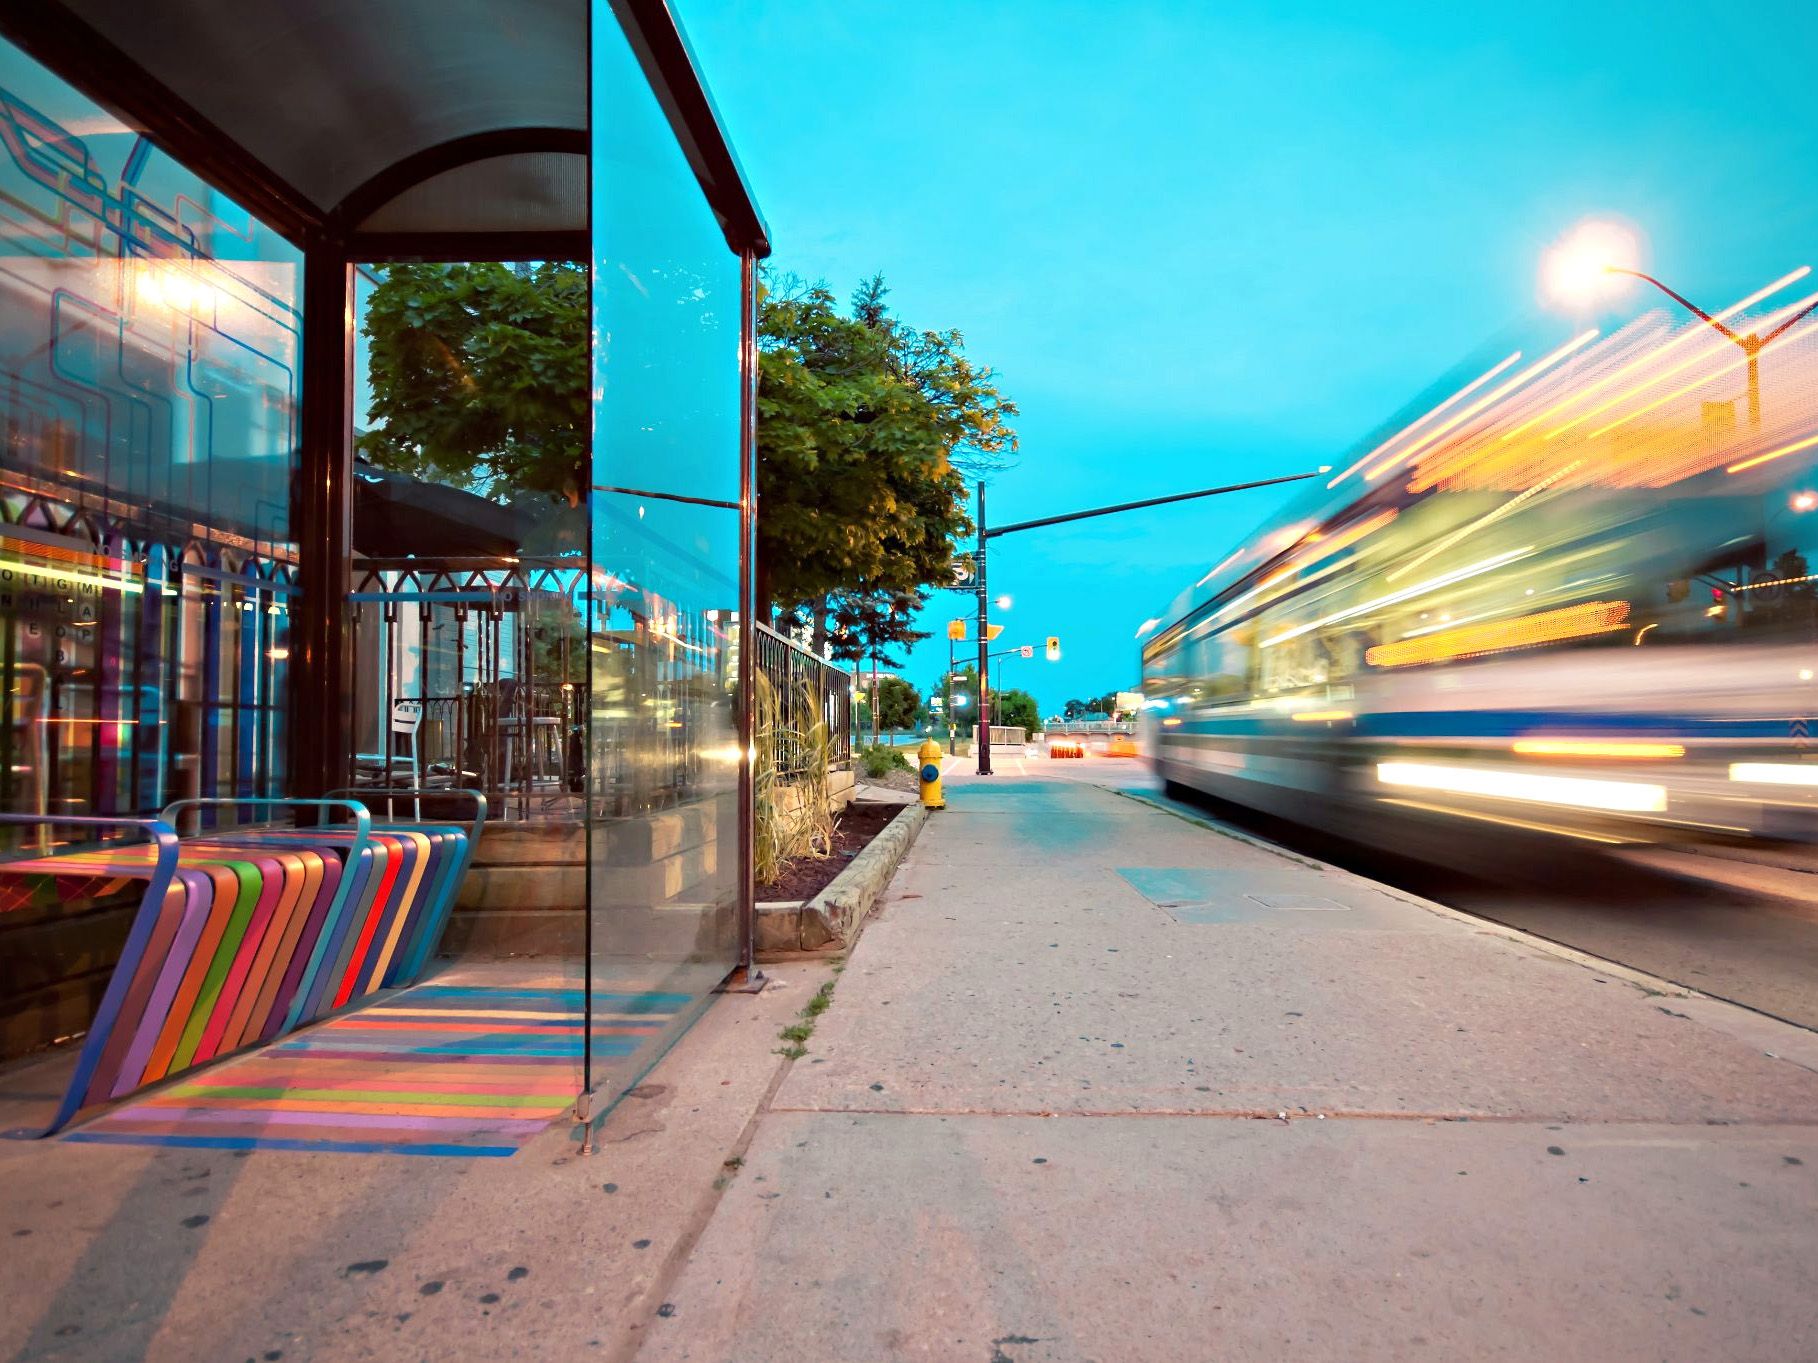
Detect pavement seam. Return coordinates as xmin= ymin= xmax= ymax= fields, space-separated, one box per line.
xmin=765 ymin=1105 xmax=1818 ymax=1126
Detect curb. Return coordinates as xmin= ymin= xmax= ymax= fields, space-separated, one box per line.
xmin=756 ymin=801 xmax=930 ymax=957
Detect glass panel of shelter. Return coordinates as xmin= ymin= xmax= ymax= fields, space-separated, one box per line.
xmin=586 ymin=12 xmax=743 ymax=1105
xmin=0 ymin=36 xmax=301 ymax=843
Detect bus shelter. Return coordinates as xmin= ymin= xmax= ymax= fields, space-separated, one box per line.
xmin=0 ymin=0 xmax=767 ymax=1125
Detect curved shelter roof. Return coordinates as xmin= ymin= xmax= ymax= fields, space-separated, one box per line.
xmin=2 ymin=0 xmax=768 ymax=258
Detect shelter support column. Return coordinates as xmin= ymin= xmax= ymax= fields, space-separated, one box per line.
xmin=290 ymin=247 xmax=355 ymax=801
xmin=735 ymin=249 xmax=760 ymax=976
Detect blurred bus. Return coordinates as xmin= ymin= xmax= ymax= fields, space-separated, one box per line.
xmin=1140 ymin=289 xmax=1818 ymax=852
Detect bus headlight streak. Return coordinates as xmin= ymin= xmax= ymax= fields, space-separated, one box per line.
xmin=1512 ymin=740 xmax=1684 ymax=759
xmin=1376 ymin=761 xmax=1667 ymax=813
xmin=1729 ymin=764 xmax=1818 ymax=787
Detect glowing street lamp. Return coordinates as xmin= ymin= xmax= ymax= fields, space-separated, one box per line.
xmin=1540 ymin=219 xmax=1643 ymax=310
xmin=1542 ymin=218 xmax=1818 ymax=428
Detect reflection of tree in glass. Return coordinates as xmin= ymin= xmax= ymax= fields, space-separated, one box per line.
xmin=361 ymin=262 xmax=589 ymax=505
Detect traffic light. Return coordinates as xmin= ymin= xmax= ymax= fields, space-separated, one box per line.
xmin=985 ymin=623 xmax=1005 ymax=641
xmin=1045 ymin=636 xmax=1061 ymax=662
xmin=947 ymin=619 xmax=967 ymax=641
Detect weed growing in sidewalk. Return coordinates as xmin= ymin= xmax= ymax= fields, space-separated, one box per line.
xmin=776 ymin=977 xmax=840 ymax=1059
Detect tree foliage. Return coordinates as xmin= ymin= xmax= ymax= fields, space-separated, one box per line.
xmin=1063 ymin=693 xmax=1123 ymax=720
xmin=923 ymin=666 xmax=1039 ymax=736
xmin=995 ymin=688 xmax=1040 ymax=733
xmin=758 ymin=273 xmax=1017 ymax=636
xmin=823 ymin=589 xmax=928 ymax=669
xmin=872 ymin=676 xmax=921 ymax=732
xmin=360 ymin=262 xmax=589 ymax=504
xmin=359 ymin=262 xmax=1018 ymax=659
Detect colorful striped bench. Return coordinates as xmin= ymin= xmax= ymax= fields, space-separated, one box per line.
xmin=0 ymin=794 xmax=484 ymax=1136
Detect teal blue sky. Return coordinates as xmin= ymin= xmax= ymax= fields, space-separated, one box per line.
xmin=683 ymin=1 xmax=1818 ymax=718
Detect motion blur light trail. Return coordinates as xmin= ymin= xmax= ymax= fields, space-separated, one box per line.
xmin=1141 ymin=258 xmax=1818 ymax=855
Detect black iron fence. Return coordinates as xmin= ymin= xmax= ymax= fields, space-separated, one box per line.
xmin=348 ymin=556 xmax=587 ymax=822
xmin=752 ymin=622 xmax=854 ymax=779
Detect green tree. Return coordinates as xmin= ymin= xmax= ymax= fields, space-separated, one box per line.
xmin=851 ymin=273 xmax=1019 ymax=481
xmin=873 ymin=676 xmax=921 ymax=732
xmin=360 ymin=261 xmax=588 ymax=504
xmin=995 ymin=688 xmax=1040 ymax=733
xmin=757 ymin=273 xmax=1017 ymax=640
xmin=927 ymin=664 xmax=1038 ymax=736
xmin=824 ymin=589 xmax=930 ymax=671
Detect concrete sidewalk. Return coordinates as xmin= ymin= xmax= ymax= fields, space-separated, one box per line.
xmin=635 ymin=767 xmax=1818 ymax=1362
xmin=0 ymin=960 xmax=829 ymax=1363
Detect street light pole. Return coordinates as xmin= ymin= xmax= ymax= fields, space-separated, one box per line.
xmin=975 ymin=481 xmax=993 ymax=776
xmin=1607 ymin=267 xmax=1818 ymax=430
xmin=945 ymin=629 xmax=957 ymax=756
xmin=968 ymin=469 xmax=1324 ymax=776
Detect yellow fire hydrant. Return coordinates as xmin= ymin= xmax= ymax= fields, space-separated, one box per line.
xmin=917 ymin=736 xmax=945 ymax=810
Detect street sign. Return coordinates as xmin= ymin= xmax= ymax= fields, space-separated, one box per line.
xmin=1020 ymin=645 xmax=1033 ymax=658
xmin=985 ymin=623 xmax=1005 ymax=641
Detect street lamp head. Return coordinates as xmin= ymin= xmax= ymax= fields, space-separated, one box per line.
xmin=1541 ymin=219 xmax=1643 ymax=309
xmin=995 ymin=594 xmax=1013 ymax=610
xmin=1792 ymin=490 xmax=1818 ymax=513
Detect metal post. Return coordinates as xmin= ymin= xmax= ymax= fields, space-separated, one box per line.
xmin=946 ymin=633 xmax=955 ymax=756
xmin=732 ymin=249 xmax=762 ymax=985
xmin=975 ymin=480 xmax=991 ymax=776
xmin=290 ymin=247 xmax=354 ymax=805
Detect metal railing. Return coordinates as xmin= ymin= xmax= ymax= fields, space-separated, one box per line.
xmin=752 ymin=622 xmax=854 ymax=778
xmin=1045 ymin=718 xmax=1134 ymax=736
xmin=348 ymin=556 xmax=587 ymax=822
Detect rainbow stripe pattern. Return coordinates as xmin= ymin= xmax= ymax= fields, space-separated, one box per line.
xmin=0 ymin=800 xmax=479 ymax=1135
xmin=59 ymin=978 xmax=689 ymax=1156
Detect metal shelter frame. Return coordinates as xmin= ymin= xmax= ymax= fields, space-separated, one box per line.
xmin=0 ymin=0 xmax=772 ymax=972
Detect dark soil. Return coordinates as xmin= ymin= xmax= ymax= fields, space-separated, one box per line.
xmin=757 ymin=801 xmax=902 ymax=903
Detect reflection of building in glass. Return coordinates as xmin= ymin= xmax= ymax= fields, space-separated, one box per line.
xmin=0 ymin=68 xmax=301 ymax=823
